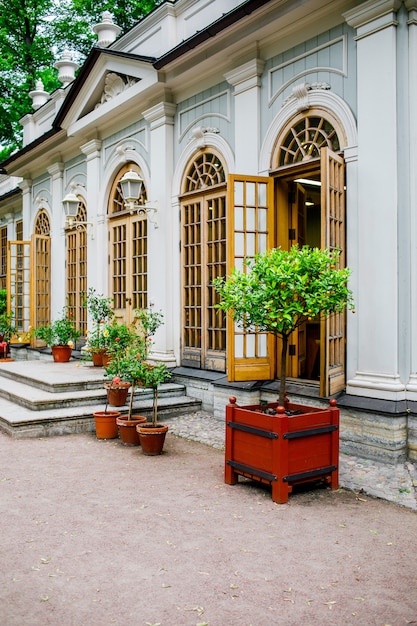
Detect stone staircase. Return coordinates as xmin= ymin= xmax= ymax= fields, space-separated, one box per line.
xmin=0 ymin=360 xmax=201 ymax=438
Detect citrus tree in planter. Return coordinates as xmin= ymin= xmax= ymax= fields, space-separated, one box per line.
xmin=213 ymin=245 xmax=354 ymax=405
xmin=212 ymin=245 xmax=354 ymax=503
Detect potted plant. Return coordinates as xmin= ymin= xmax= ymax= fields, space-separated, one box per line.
xmin=213 ymin=245 xmax=354 ymax=503
xmin=84 ymin=288 xmax=114 ymax=365
xmin=0 ymin=311 xmax=16 ymax=360
xmin=111 ymin=307 xmax=171 ymax=447
xmin=31 ymin=308 xmax=81 ymax=362
xmin=135 ymin=360 xmax=171 ymax=454
xmin=102 ymin=326 xmax=136 ymax=407
xmin=92 ymin=376 xmax=121 ymax=439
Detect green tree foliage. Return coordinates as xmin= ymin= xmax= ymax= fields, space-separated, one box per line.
xmin=213 ymin=245 xmax=355 ymax=404
xmin=0 ymin=0 xmax=163 ymax=157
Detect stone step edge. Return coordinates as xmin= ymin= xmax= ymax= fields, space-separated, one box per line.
xmin=0 ymin=380 xmax=186 ymax=410
xmin=0 ymin=395 xmax=202 ymax=427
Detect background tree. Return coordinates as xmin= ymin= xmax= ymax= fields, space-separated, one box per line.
xmin=0 ymin=0 xmax=162 ymax=160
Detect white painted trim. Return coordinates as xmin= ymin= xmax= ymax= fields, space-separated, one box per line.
xmin=172 ymin=131 xmax=235 ymax=199
xmin=100 ymin=146 xmax=151 ymax=219
xmin=259 ymin=89 xmax=358 ymax=174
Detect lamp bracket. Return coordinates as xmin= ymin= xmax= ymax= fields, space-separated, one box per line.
xmin=128 ymin=200 xmax=159 ymax=228
xmin=65 ymin=217 xmax=94 ymax=239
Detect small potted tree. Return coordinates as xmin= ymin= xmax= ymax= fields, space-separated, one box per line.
xmin=213 ymin=245 xmax=354 ymax=503
xmin=113 ymin=308 xmax=171 ymax=448
xmin=84 ymin=288 xmax=114 ymax=366
xmin=32 ymin=308 xmax=81 ymax=362
xmin=135 ymin=361 xmax=171 ymax=454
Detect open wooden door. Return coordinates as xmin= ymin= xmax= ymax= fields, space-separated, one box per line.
xmin=7 ymin=240 xmax=31 ymax=342
xmin=320 ymin=147 xmax=346 ymax=396
xmin=227 ymin=174 xmax=275 ymax=381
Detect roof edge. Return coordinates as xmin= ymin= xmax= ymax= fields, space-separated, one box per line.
xmin=154 ymin=0 xmax=272 ymax=69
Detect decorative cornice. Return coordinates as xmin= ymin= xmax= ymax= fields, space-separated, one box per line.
xmin=18 ymin=179 xmax=32 ymax=192
xmin=47 ymin=162 xmax=64 ymax=178
xmin=142 ymin=102 xmax=177 ymax=129
xmin=344 ymin=0 xmax=401 ymax=39
xmin=80 ymin=139 xmax=102 ymax=158
xmin=224 ymin=59 xmax=265 ymax=95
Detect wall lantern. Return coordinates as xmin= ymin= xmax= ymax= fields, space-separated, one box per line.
xmin=62 ymin=192 xmax=94 ymax=238
xmin=62 ymin=192 xmax=80 ymax=217
xmin=119 ymin=170 xmax=158 ymax=228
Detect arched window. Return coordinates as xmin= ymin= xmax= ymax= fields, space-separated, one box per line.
xmin=35 ymin=209 xmax=51 ymax=235
xmin=276 ymin=113 xmax=341 ymax=166
xmin=108 ymin=164 xmax=148 ymax=322
xmin=33 ymin=209 xmax=51 ymax=330
xmin=180 ymin=150 xmax=227 ymax=372
xmin=66 ymin=200 xmax=87 ymax=334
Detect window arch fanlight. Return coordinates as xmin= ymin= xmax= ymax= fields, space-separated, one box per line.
xmin=182 ymin=150 xmax=226 ymax=194
xmin=34 ymin=209 xmax=51 ymax=235
xmin=109 ymin=163 xmax=147 ymax=215
xmin=273 ymin=109 xmax=343 ymax=168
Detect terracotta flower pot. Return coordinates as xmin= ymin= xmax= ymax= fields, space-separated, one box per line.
xmin=136 ymin=423 xmax=169 ymax=455
xmin=102 ymin=352 xmax=112 ymax=367
xmin=116 ymin=415 xmax=147 ymax=446
xmin=93 ymin=410 xmax=120 ymax=439
xmin=104 ymin=381 xmax=131 ymax=406
xmin=91 ymin=350 xmax=105 ymax=366
xmin=51 ymin=345 xmax=72 ymax=362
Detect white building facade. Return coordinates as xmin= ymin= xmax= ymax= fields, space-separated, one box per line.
xmin=1 ymin=0 xmax=417 ymax=463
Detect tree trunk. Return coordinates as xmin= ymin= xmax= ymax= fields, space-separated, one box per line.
xmin=279 ymin=334 xmax=288 ymax=406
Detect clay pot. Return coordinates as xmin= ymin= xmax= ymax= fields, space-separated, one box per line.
xmin=136 ymin=423 xmax=169 ymax=455
xmin=93 ymin=410 xmax=120 ymax=439
xmin=91 ymin=350 xmax=105 ymax=366
xmin=116 ymin=415 xmax=147 ymax=446
xmin=104 ymin=381 xmax=131 ymax=406
xmin=102 ymin=353 xmax=112 ymax=367
xmin=51 ymin=345 xmax=72 ymax=362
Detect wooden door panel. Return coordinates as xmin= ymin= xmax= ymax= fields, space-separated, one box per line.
xmin=109 ymin=215 xmax=147 ymax=325
xmin=227 ymin=174 xmax=275 ymax=382
xmin=320 ymin=147 xmax=346 ymax=396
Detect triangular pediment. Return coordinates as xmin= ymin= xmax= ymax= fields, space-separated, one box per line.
xmin=54 ymin=48 xmax=157 ymax=132
xmin=83 ymin=71 xmax=140 ymax=117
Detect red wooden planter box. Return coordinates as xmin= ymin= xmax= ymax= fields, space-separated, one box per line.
xmin=225 ymin=396 xmax=340 ymax=504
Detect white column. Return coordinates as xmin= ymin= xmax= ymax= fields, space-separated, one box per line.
xmin=19 ymin=179 xmax=32 ymax=240
xmin=80 ymin=140 xmax=103 ymax=293
xmin=47 ymin=162 xmax=65 ymax=317
xmin=225 ymin=58 xmax=265 ymax=174
xmin=142 ymin=101 xmax=177 ymax=366
xmin=405 ymin=1 xmax=417 ymax=398
xmin=345 ymin=0 xmax=404 ymax=400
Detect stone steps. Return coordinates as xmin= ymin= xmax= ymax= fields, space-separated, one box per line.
xmin=0 ymin=360 xmax=201 ymax=438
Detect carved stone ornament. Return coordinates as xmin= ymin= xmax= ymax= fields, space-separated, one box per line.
xmin=188 ymin=125 xmax=220 ymax=146
xmin=283 ymin=82 xmax=331 ymax=111
xmin=95 ymin=73 xmax=138 ymax=108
